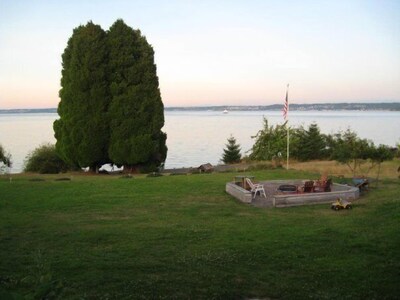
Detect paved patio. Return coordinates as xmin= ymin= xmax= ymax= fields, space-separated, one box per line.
xmin=226 ymin=179 xmax=360 ymax=208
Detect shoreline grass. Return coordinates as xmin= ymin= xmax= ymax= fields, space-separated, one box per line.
xmin=1 ymin=169 xmax=399 ymax=299
xmin=290 ymin=158 xmax=400 ymax=179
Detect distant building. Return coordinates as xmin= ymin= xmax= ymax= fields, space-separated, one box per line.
xmin=198 ymin=163 xmax=213 ymax=173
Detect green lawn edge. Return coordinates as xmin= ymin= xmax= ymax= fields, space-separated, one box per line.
xmin=1 ymin=169 xmax=399 ymax=299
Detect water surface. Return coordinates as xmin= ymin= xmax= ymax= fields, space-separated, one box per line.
xmin=1 ymin=110 xmax=399 ymax=173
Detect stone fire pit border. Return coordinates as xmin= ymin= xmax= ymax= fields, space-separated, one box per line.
xmin=226 ymin=179 xmax=360 ymax=208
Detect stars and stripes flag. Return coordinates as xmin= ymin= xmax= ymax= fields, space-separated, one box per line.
xmin=283 ymin=84 xmax=290 ymax=170
xmin=283 ymin=84 xmax=289 ymax=120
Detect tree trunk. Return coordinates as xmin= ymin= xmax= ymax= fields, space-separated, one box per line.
xmin=354 ymin=159 xmax=358 ymax=177
xmin=89 ymin=165 xmax=99 ymax=173
xmin=376 ymin=163 xmax=381 ymax=188
xmin=122 ymin=165 xmax=139 ymax=174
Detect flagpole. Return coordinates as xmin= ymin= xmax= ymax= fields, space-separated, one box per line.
xmin=286 ymin=84 xmax=290 ymax=170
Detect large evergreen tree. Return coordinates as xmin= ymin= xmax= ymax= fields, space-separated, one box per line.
xmin=54 ymin=20 xmax=167 ymax=172
xmin=293 ymin=123 xmax=327 ymax=161
xmin=54 ymin=22 xmax=110 ymax=171
xmin=222 ymin=136 xmax=241 ymax=164
xmin=107 ymin=20 xmax=167 ymax=171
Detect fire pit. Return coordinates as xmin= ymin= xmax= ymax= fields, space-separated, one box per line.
xmin=277 ymin=184 xmax=297 ymax=193
xmin=226 ymin=179 xmax=360 ymax=207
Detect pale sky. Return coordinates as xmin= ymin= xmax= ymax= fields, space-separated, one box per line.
xmin=0 ymin=0 xmax=399 ymax=109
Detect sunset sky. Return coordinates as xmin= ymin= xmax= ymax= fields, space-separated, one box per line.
xmin=0 ymin=0 xmax=399 ymax=109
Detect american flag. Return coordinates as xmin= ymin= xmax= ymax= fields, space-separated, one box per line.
xmin=283 ymin=84 xmax=289 ymax=120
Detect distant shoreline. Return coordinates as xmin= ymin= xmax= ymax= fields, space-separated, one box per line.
xmin=1 ymin=102 xmax=400 ymax=114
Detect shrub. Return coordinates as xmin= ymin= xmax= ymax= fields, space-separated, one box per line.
xmin=248 ymin=118 xmax=288 ymax=161
xmin=0 ymin=144 xmax=12 ymax=173
xmin=24 ymin=144 xmax=72 ymax=174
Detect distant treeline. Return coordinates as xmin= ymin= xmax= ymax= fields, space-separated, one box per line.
xmin=166 ymin=102 xmax=400 ymax=111
xmin=0 ymin=108 xmax=57 ymax=114
xmin=1 ymin=102 xmax=400 ymax=114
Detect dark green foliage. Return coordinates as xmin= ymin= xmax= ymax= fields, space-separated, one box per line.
xmin=249 ymin=118 xmax=289 ymax=161
xmin=292 ymin=123 xmax=327 ymax=161
xmin=107 ymin=20 xmax=167 ymax=172
xmin=222 ymin=136 xmax=241 ymax=164
xmin=248 ymin=120 xmax=395 ymax=172
xmin=327 ymin=129 xmax=395 ymax=177
xmin=248 ymin=122 xmax=328 ymax=162
xmin=369 ymin=144 xmax=394 ymax=181
xmin=24 ymin=144 xmax=71 ymax=174
xmin=369 ymin=144 xmax=394 ymax=164
xmin=0 ymin=144 xmax=12 ymax=169
xmin=54 ymin=22 xmax=110 ymax=171
xmin=54 ymin=20 xmax=167 ymax=173
xmin=329 ymin=129 xmax=372 ymax=175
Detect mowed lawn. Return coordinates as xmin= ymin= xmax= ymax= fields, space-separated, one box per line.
xmin=0 ymin=169 xmax=399 ymax=299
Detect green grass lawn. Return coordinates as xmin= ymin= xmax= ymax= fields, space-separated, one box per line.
xmin=1 ymin=170 xmax=399 ymax=299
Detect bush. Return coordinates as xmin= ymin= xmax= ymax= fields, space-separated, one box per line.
xmin=24 ymin=144 xmax=72 ymax=174
xmin=0 ymin=144 xmax=12 ymax=173
xmin=249 ymin=118 xmax=288 ymax=161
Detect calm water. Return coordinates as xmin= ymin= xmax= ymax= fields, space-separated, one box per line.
xmin=1 ymin=110 xmax=399 ymax=173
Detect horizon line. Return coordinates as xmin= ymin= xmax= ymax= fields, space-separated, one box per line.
xmin=1 ymin=101 xmax=400 ymax=111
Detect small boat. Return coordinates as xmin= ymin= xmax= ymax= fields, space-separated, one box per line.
xmin=223 ymin=109 xmax=228 ymax=114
